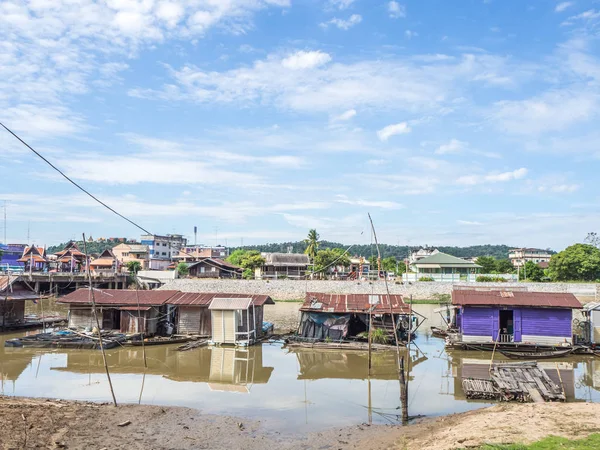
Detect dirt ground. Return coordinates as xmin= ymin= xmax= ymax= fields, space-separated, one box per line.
xmin=1 ymin=397 xmax=600 ymax=450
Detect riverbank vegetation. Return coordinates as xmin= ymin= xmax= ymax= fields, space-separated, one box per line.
xmin=476 ymin=434 xmax=600 ymax=449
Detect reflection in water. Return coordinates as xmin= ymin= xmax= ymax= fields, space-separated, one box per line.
xmin=1 ymin=301 xmax=600 ymax=433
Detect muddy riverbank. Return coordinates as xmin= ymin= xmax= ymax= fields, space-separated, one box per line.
xmin=1 ymin=396 xmax=599 ymax=449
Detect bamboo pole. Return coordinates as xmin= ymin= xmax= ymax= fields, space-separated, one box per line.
xmin=133 ymin=276 xmax=147 ymax=368
xmin=489 ymin=329 xmax=501 ymax=375
xmin=82 ymin=234 xmax=118 ymax=406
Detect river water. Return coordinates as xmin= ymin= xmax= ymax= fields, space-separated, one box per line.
xmin=0 ymin=301 xmax=599 ymax=433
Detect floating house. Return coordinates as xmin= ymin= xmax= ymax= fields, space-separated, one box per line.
xmin=59 ymin=289 xmax=179 ymax=335
xmin=450 ymin=289 xmax=582 ymax=348
xmin=167 ymin=292 xmax=273 ymax=337
xmin=208 ymin=296 xmax=275 ymax=346
xmin=298 ymin=292 xmax=412 ymax=341
xmin=0 ymin=275 xmax=41 ymax=330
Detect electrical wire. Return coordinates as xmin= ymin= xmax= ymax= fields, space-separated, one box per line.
xmin=0 ymin=122 xmax=151 ymax=235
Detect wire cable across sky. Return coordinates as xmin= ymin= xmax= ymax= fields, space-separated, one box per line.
xmin=0 ymin=122 xmax=151 ymax=235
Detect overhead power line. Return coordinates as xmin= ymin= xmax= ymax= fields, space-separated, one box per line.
xmin=0 ymin=122 xmax=151 ymax=235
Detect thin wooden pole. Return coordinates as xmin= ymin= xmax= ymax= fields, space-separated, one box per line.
xmin=555 ymin=362 xmax=566 ymax=400
xmin=489 ymin=329 xmax=501 ymax=374
xmin=134 ymin=276 xmax=147 ymax=368
xmin=83 ymin=234 xmax=118 ymax=407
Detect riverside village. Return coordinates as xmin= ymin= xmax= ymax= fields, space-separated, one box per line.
xmin=2 ymin=2 xmax=600 ymax=449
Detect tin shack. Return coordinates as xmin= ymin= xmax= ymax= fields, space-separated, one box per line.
xmin=168 ymin=292 xmax=273 ymax=337
xmin=298 ymin=292 xmax=412 ymax=341
xmin=59 ymin=289 xmax=179 ymax=335
xmin=208 ymin=296 xmax=274 ymax=346
xmin=451 ymin=289 xmax=582 ymax=348
xmin=0 ymin=275 xmax=41 ymax=330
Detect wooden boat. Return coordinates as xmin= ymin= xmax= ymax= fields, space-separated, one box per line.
xmin=499 ymin=348 xmax=573 ymax=360
xmin=430 ymin=326 xmax=448 ymax=338
xmin=125 ymin=336 xmax=193 ymax=347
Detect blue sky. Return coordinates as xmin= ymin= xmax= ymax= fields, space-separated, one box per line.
xmin=1 ymin=0 xmax=599 ymax=250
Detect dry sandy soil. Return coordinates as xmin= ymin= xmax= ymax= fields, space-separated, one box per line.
xmin=1 ymin=396 xmax=600 ymax=450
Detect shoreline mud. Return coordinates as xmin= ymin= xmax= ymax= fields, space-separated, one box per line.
xmin=1 ymin=396 xmax=600 ymax=449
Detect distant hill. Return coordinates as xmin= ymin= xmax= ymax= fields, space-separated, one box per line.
xmin=234 ymin=242 xmax=519 ymax=260
xmin=47 ymin=240 xmax=128 ymax=256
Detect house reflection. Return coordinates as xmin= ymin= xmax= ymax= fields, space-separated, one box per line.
xmin=52 ymin=345 xmax=273 ymax=392
xmin=1 ymin=347 xmax=38 ymax=386
xmin=293 ymin=348 xmax=426 ymax=381
xmin=448 ymin=350 xmax=576 ymax=401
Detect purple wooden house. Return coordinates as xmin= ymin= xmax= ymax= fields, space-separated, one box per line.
xmin=452 ymin=290 xmax=582 ymax=346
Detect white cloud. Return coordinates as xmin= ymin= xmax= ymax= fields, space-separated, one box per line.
xmin=332 ymin=109 xmax=357 ymax=121
xmin=555 ymin=2 xmax=574 ymax=13
xmin=129 ymin=50 xmax=525 ymax=114
xmin=405 ymin=30 xmax=418 ymax=39
xmin=435 ymin=139 xmax=467 ymax=155
xmin=456 ymin=168 xmax=528 ymax=185
xmin=336 ymin=195 xmax=403 ymax=209
xmin=377 ymin=122 xmax=411 ymax=141
xmin=457 ymin=220 xmax=483 ymax=225
xmin=388 ymin=1 xmax=406 ymax=19
xmin=492 ymin=90 xmax=598 ymax=135
xmin=329 ymin=0 xmax=357 ymax=10
xmin=366 ymin=159 xmax=388 ymax=166
xmin=320 ymin=14 xmax=362 ymax=30
xmin=538 ymin=184 xmax=580 ymax=193
xmin=281 ymin=50 xmax=332 ymax=70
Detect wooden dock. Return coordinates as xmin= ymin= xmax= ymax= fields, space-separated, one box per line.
xmin=462 ymin=362 xmax=565 ymax=403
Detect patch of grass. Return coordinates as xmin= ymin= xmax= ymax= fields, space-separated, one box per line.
xmin=475 ymin=433 xmax=600 ymax=449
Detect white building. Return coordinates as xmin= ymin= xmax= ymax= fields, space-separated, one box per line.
xmin=508 ymin=248 xmax=552 ymax=267
xmin=140 ymin=234 xmax=188 ymax=269
xmin=408 ymin=248 xmax=439 ymax=265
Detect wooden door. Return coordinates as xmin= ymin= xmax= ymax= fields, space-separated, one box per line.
xmin=224 ymin=311 xmax=236 ymax=344
xmin=212 ymin=310 xmax=224 ymax=343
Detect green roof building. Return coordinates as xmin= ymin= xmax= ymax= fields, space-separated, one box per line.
xmin=409 ymin=252 xmax=481 ymax=281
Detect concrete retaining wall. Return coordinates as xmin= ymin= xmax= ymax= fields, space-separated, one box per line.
xmin=159 ymin=279 xmax=600 ymax=301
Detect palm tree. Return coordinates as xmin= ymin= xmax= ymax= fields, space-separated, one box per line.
xmin=304 ymin=229 xmax=320 ymax=261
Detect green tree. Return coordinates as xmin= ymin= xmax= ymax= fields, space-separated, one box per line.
xmin=226 ymin=249 xmax=246 ymax=266
xmin=548 ymin=243 xmax=600 ymax=281
xmin=239 ymin=250 xmax=265 ymax=271
xmin=520 ymin=260 xmax=544 ymax=282
xmin=475 ymin=256 xmax=497 ymax=274
xmin=242 ymin=268 xmax=254 ymax=279
xmin=381 ymin=256 xmax=399 ymax=274
xmin=176 ymin=262 xmax=189 ymax=277
xmin=495 ymin=259 xmax=515 ymax=274
xmin=314 ymin=248 xmax=350 ymax=274
xmin=303 ymin=229 xmax=320 ymax=261
xmin=126 ymin=261 xmax=141 ymax=274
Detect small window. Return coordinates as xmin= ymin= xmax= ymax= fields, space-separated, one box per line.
xmin=162 ymin=252 xmax=167 ymax=256
xmin=211 ymin=267 xmax=216 ymax=272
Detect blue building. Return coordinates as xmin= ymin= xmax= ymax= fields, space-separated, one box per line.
xmin=0 ymin=244 xmax=26 ymax=271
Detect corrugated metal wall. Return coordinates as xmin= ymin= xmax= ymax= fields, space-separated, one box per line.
xmin=461 ymin=307 xmax=494 ymax=336
xmin=521 ymin=308 xmax=572 ymax=337
xmin=178 ymin=306 xmax=211 ymax=334
xmin=69 ymin=308 xmax=95 ymax=328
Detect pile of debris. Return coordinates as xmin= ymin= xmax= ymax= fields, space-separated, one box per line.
xmin=462 ymin=362 xmax=565 ymax=403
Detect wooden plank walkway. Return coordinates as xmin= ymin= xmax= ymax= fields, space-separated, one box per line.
xmin=462 ymin=362 xmax=565 ymax=403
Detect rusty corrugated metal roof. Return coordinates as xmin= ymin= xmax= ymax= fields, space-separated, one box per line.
xmin=452 ymin=289 xmax=582 ymax=309
xmin=0 ymin=276 xmax=41 ymax=301
xmin=300 ymin=292 xmax=409 ymax=314
xmin=168 ymin=292 xmax=274 ymax=306
xmin=208 ymin=297 xmax=252 ymax=310
xmin=120 ymin=306 xmax=152 ymax=311
xmin=58 ymin=289 xmax=179 ymax=306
